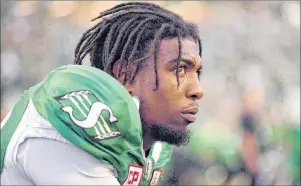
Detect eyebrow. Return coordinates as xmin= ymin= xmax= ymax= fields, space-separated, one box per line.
xmin=168 ymin=58 xmax=203 ymax=70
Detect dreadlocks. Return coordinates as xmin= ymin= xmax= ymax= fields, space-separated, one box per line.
xmin=74 ymin=2 xmax=202 ymax=90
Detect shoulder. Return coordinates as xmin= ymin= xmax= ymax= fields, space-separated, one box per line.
xmin=32 ymin=64 xmax=142 ymax=136
xmin=17 ymin=138 xmax=120 ymax=185
xmin=32 ymin=65 xmax=138 ymax=118
xmin=30 ymin=65 xmax=144 ymax=168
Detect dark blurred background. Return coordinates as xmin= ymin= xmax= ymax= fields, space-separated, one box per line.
xmin=1 ymin=1 xmax=300 ymax=185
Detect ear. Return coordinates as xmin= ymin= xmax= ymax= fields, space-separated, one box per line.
xmin=112 ymin=61 xmax=135 ymax=94
xmin=112 ymin=61 xmax=123 ymax=81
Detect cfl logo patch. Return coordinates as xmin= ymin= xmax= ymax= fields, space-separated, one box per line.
xmin=122 ymin=165 xmax=144 ymax=186
xmin=149 ymin=169 xmax=163 ymax=186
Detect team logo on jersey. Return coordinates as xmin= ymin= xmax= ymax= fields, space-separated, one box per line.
xmin=55 ymin=90 xmax=121 ymax=141
xmin=122 ymin=165 xmax=144 ymax=186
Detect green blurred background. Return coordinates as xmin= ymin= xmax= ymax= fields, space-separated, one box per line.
xmin=1 ymin=1 xmax=300 ymax=185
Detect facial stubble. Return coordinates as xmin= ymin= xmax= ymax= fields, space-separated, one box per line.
xmin=141 ymin=117 xmax=192 ymax=147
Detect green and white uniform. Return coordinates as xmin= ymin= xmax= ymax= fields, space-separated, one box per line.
xmin=0 ymin=65 xmax=172 ymax=185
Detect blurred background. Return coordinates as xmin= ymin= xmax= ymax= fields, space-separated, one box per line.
xmin=1 ymin=1 xmax=300 ymax=185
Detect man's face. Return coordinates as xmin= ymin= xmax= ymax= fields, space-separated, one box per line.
xmin=130 ymin=37 xmax=203 ymax=146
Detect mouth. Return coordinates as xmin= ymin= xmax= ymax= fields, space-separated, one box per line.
xmin=181 ymin=106 xmax=199 ymax=123
xmin=181 ymin=113 xmax=197 ymax=123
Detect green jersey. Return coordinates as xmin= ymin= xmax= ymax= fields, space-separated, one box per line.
xmin=1 ymin=65 xmax=172 ymax=185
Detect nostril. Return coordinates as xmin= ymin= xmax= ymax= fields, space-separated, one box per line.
xmin=191 ymin=95 xmax=199 ymax=100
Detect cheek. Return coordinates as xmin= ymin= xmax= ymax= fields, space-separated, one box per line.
xmin=161 ymin=74 xmax=185 ymax=99
xmin=132 ymin=69 xmax=154 ymax=94
xmin=134 ymin=70 xmax=186 ymax=120
xmin=154 ymin=76 xmax=185 ymax=111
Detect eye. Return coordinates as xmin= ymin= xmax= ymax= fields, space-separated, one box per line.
xmin=197 ymin=69 xmax=203 ymax=78
xmin=173 ymin=65 xmax=186 ymax=76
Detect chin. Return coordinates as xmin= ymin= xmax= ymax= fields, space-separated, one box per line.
xmin=172 ymin=121 xmax=190 ymax=131
xmin=143 ymin=121 xmax=192 ymax=147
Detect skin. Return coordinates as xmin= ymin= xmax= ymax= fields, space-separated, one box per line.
xmin=114 ymin=37 xmax=203 ymax=151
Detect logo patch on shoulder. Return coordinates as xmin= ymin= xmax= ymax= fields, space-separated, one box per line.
xmin=122 ymin=165 xmax=144 ymax=186
xmin=149 ymin=169 xmax=163 ymax=186
xmin=55 ymin=90 xmax=121 ymax=141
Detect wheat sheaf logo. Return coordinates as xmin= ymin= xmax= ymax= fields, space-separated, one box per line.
xmin=55 ymin=90 xmax=121 ymax=141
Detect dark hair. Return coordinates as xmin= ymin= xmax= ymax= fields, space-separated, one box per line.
xmin=74 ymin=2 xmax=202 ymax=90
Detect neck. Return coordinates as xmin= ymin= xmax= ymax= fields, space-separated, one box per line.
xmin=142 ymin=133 xmax=155 ymax=151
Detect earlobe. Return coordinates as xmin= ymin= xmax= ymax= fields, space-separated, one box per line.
xmin=112 ymin=61 xmax=122 ymax=79
xmin=112 ymin=61 xmax=126 ymax=84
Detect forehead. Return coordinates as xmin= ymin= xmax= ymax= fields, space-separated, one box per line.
xmin=158 ymin=37 xmax=202 ymax=62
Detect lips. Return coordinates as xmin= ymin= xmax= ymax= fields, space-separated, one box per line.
xmin=181 ymin=113 xmax=197 ymax=123
xmin=181 ymin=106 xmax=199 ymax=123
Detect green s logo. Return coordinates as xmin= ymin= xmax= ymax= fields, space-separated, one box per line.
xmin=56 ymin=90 xmax=121 ymax=140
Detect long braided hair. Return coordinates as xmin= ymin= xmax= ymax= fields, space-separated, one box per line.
xmin=74 ymin=2 xmax=202 ymax=90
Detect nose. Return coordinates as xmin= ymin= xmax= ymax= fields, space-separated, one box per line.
xmin=186 ymin=75 xmax=203 ymax=100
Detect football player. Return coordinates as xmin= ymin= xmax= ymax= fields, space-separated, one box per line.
xmin=1 ymin=2 xmax=203 ymax=185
